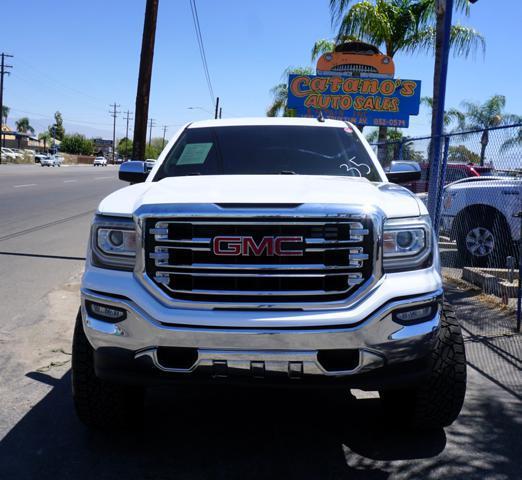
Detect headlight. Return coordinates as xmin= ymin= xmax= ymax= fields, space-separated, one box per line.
xmin=91 ymin=215 xmax=136 ymax=270
xmin=383 ymin=216 xmax=432 ymax=272
xmin=97 ymin=228 xmax=136 ymax=256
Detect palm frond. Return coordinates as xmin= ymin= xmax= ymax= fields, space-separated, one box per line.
xmin=449 ymin=24 xmax=485 ymax=59
xmin=311 ymin=39 xmax=336 ymax=61
xmin=329 ymin=0 xmax=356 ymax=26
xmin=336 ymin=1 xmax=391 ymax=51
xmin=500 ymin=129 xmax=522 ymax=152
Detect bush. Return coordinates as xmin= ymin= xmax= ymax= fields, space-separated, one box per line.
xmin=61 ymin=133 xmax=94 ymax=155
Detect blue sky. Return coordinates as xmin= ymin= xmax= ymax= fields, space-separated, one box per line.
xmin=1 ymin=0 xmax=521 ymax=140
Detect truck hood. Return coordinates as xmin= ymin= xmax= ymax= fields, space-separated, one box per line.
xmin=98 ymin=175 xmax=424 ymax=218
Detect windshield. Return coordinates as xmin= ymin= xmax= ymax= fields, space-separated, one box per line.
xmin=154 ymin=125 xmax=381 ymax=181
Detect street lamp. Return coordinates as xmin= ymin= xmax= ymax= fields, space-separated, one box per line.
xmin=187 ymin=106 xmax=213 ymax=115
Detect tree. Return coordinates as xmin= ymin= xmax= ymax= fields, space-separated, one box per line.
xmin=447 ymin=145 xmax=480 ymax=164
xmin=144 ymin=137 xmax=165 ymax=159
xmin=500 ymin=127 xmax=522 ymax=153
xmin=310 ymin=35 xmax=357 ymax=60
xmin=1 ymin=105 xmax=8 ymax=124
xmin=455 ymin=95 xmax=521 ymax=165
xmin=366 ymin=128 xmax=424 ymax=162
xmin=118 ymin=137 xmax=133 ymax=158
xmin=38 ymin=131 xmax=53 ymax=151
xmin=60 ymin=133 xmax=94 ymax=155
xmin=421 ymin=96 xmax=463 ymax=130
xmin=329 ymin=0 xmax=484 ymax=165
xmin=267 ymin=67 xmax=314 ymax=117
xmin=15 ymin=117 xmax=35 ymax=134
xmin=49 ymin=111 xmax=65 ymax=141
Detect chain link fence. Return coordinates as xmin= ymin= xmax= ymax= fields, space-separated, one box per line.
xmin=371 ymin=124 xmax=522 ymax=331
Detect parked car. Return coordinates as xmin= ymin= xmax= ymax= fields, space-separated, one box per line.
xmin=40 ymin=155 xmax=63 ymax=167
xmin=6 ymin=147 xmax=24 ymax=159
xmin=441 ymin=176 xmax=521 ymax=266
xmin=73 ymin=117 xmax=466 ymax=431
xmin=93 ymin=156 xmax=108 ymax=167
xmin=401 ymin=162 xmax=493 ymax=194
xmin=1 ymin=147 xmax=18 ymax=160
xmin=144 ymin=158 xmax=156 ymax=171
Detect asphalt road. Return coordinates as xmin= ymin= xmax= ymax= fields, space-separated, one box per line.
xmin=0 ymin=164 xmax=520 ymax=480
xmin=0 ymin=164 xmax=121 ymax=330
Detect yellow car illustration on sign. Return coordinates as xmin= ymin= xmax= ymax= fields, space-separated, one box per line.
xmin=316 ymin=42 xmax=395 ymax=78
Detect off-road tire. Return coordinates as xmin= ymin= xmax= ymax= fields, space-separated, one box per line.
xmin=72 ymin=309 xmax=144 ymax=430
xmin=380 ymin=302 xmax=467 ymax=429
xmin=456 ymin=208 xmax=513 ymax=267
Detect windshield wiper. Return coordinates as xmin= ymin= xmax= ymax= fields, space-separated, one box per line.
xmin=278 ymin=170 xmax=297 ymax=175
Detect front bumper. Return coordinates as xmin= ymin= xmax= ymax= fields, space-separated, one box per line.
xmin=81 ymin=288 xmax=443 ymax=388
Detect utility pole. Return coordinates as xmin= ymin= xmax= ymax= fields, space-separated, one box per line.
xmin=109 ymin=102 xmax=121 ymax=164
xmin=161 ymin=125 xmax=168 ymax=149
xmin=219 ymin=107 xmax=222 ymax=119
xmin=148 ymin=118 xmax=156 ymax=147
xmin=124 ymin=110 xmax=133 ymax=141
xmin=214 ymin=96 xmax=219 ymax=119
xmin=0 ymin=53 xmax=14 ymax=153
xmin=132 ymin=0 xmax=159 ymax=161
xmin=123 ymin=110 xmax=133 ymax=159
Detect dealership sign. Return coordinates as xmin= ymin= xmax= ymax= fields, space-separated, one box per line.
xmin=287 ymin=74 xmax=421 ymax=128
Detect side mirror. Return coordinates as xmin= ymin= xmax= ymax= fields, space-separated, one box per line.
xmin=119 ymin=161 xmax=148 ymax=183
xmin=385 ymin=161 xmax=422 ymax=184
xmin=386 ymin=170 xmax=422 ymax=184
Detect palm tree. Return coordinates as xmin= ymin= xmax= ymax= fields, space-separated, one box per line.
xmin=421 ymin=97 xmax=464 ymax=130
xmin=310 ymin=35 xmax=357 ymax=60
xmin=38 ymin=131 xmax=52 ymax=151
xmin=15 ymin=117 xmax=35 ymax=135
xmin=329 ymin=0 xmax=484 ymax=165
xmin=500 ymin=128 xmax=522 ymax=153
xmin=267 ymin=67 xmax=314 ymax=117
xmin=1 ymin=105 xmax=8 ymax=125
xmin=456 ymin=95 xmax=522 ymax=165
xmin=366 ymin=128 xmax=423 ymax=161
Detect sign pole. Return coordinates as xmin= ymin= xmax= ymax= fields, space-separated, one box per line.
xmin=427 ymin=0 xmax=454 ymax=222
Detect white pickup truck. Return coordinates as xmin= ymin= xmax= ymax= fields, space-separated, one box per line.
xmin=441 ymin=176 xmax=521 ymax=266
xmin=73 ymin=117 xmax=466 ymax=431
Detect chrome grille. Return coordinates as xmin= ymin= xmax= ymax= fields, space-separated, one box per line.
xmin=331 ymin=64 xmax=378 ymax=74
xmin=144 ymin=216 xmax=373 ymax=304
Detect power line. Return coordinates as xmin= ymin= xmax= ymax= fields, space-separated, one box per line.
xmin=189 ymin=0 xmax=215 ymax=105
xmin=0 ymin=52 xmax=14 ymax=151
xmin=109 ymin=102 xmax=121 ymax=163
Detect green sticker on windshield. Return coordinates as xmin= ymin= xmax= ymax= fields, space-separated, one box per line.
xmin=177 ymin=143 xmax=213 ymax=165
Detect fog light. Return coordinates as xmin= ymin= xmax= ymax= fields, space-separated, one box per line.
xmin=86 ymin=301 xmax=126 ymax=322
xmin=394 ymin=305 xmax=434 ymax=324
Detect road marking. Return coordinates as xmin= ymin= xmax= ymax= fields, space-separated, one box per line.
xmin=13 ymin=184 xmax=37 ymax=188
xmin=63 ymin=180 xmax=78 ymax=183
xmin=94 ymin=176 xmax=113 ymax=180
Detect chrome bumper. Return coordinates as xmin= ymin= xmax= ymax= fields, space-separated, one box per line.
xmin=81 ymin=288 xmax=442 ymax=381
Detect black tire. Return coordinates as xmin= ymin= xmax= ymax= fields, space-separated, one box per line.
xmin=72 ymin=309 xmax=144 ymax=430
xmin=380 ymin=302 xmax=467 ymax=429
xmin=456 ymin=208 xmax=513 ymax=267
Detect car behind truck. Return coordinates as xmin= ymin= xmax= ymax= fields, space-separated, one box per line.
xmin=73 ymin=118 xmax=466 ymax=430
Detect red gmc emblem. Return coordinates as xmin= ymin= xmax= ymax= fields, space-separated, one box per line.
xmin=212 ymin=236 xmax=304 ymax=256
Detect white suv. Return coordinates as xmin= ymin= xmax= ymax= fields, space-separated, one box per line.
xmin=93 ymin=156 xmax=108 ymax=167
xmin=73 ymin=118 xmax=466 ymax=431
xmin=441 ymin=176 xmax=521 ymax=266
